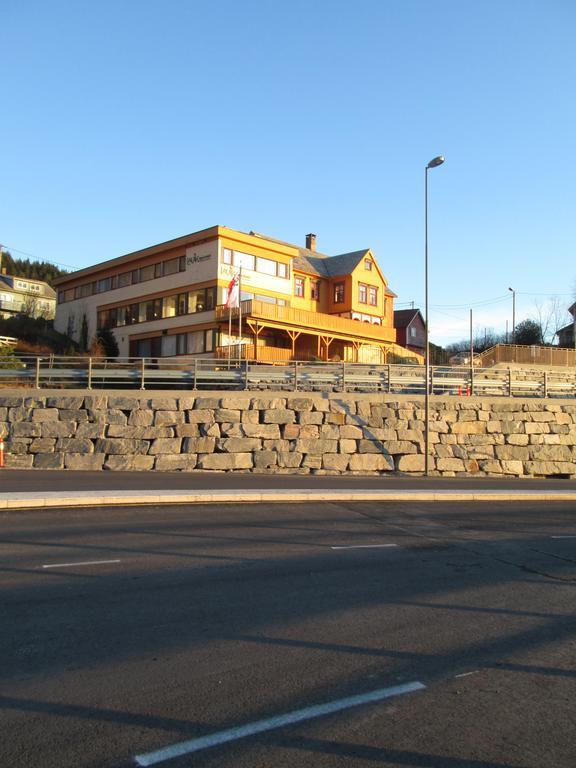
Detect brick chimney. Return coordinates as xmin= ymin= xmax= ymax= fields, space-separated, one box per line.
xmin=306 ymin=233 xmax=316 ymax=252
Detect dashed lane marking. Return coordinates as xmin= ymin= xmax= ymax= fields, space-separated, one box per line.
xmin=41 ymin=559 xmax=122 ymax=569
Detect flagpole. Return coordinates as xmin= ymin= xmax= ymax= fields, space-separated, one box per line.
xmin=227 ymin=300 xmax=232 ymax=368
xmin=238 ymin=265 xmax=243 ymax=363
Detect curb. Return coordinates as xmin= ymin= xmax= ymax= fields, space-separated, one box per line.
xmin=2 ymin=489 xmax=576 ymax=509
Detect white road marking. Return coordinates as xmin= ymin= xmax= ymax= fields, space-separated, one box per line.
xmin=331 ymin=544 xmax=399 ymax=550
xmin=550 ymin=535 xmax=576 ymax=539
xmin=134 ymin=680 xmax=425 ymax=766
xmin=454 ymin=671 xmax=479 ymax=678
xmin=42 ymin=559 xmax=121 ymax=569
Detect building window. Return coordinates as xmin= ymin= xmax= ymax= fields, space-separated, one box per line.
xmin=223 ymin=248 xmax=232 ymax=264
xmin=256 ymin=256 xmax=277 ymax=276
xmin=364 ymin=259 xmax=372 ymax=271
xmin=410 ymin=326 xmax=417 ymax=338
xmin=334 ymin=282 xmax=344 ymax=303
xmin=368 ymin=286 xmax=378 ymax=306
xmin=295 ymin=277 xmax=305 ymax=297
xmin=310 ymin=280 xmax=320 ymax=301
xmin=163 ymin=258 xmax=179 ymax=276
xmin=277 ymin=262 xmax=288 ymax=279
xmin=139 ymin=264 xmax=155 ymax=282
xmin=233 ymin=250 xmax=255 ymax=271
xmin=118 ymin=271 xmax=132 ymax=288
xmin=359 ymin=283 xmax=367 ymax=304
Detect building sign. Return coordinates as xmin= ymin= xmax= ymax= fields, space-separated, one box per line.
xmin=186 ymin=253 xmax=211 ymax=266
xmin=218 ymin=262 xmax=291 ymax=296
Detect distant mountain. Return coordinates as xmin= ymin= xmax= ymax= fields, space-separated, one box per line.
xmin=0 ymin=250 xmax=68 ymax=284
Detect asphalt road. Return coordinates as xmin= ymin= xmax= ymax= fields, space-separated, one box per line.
xmin=2 ymin=500 xmax=576 ymax=767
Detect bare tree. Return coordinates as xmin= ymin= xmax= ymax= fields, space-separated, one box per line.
xmin=532 ymin=296 xmax=570 ymax=344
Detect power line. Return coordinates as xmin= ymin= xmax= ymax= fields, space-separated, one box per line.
xmin=0 ymin=242 xmax=80 ymax=271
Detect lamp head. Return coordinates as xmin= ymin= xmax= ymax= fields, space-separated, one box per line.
xmin=427 ymin=156 xmax=445 ymax=169
xmin=508 ymin=287 xmax=514 ymax=292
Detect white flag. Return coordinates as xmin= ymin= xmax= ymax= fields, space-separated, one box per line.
xmin=225 ymin=272 xmax=240 ymax=308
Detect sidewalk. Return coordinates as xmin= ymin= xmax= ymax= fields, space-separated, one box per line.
xmin=1 ymin=470 xmax=576 ymax=510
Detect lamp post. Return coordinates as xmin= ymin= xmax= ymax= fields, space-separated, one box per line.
xmin=424 ymin=155 xmax=445 ymax=477
xmin=508 ymin=287 xmax=516 ymax=345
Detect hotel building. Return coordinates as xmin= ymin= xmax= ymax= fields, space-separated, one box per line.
xmin=53 ymin=226 xmax=421 ymax=364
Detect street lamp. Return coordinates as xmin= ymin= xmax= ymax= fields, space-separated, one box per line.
xmin=424 ymin=155 xmax=445 ymax=477
xmin=508 ymin=287 xmax=516 ymax=345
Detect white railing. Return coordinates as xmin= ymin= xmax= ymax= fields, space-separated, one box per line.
xmin=0 ymin=355 xmax=574 ymax=397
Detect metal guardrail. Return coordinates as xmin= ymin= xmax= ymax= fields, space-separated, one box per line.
xmin=0 ymin=355 xmax=575 ymax=397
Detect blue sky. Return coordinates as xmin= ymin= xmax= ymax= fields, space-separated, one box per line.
xmin=2 ymin=0 xmax=575 ymax=345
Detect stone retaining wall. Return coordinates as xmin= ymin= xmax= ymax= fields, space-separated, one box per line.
xmin=1 ymin=391 xmax=575 ymax=476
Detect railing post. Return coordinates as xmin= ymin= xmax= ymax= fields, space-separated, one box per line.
xmin=294 ymin=361 xmax=298 ymax=391
xmin=35 ymin=357 xmax=41 ymax=389
xmin=387 ymin=364 xmax=391 ymax=393
xmin=244 ymin=361 xmax=249 ymax=390
xmin=430 ymin=365 xmax=434 ymax=396
xmin=193 ymin=358 xmax=198 ymax=390
xmin=342 ymin=361 xmax=346 ymax=392
xmin=543 ymin=370 xmax=548 ymax=399
xmin=140 ymin=358 xmax=146 ymax=390
xmin=470 ymin=361 xmax=474 ymax=396
xmin=88 ymin=357 xmax=93 ymax=390
xmin=508 ymin=368 xmax=512 ymax=397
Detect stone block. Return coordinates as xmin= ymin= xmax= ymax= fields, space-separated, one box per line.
xmin=320 ymin=425 xmax=339 ymax=439
xmin=524 ymin=461 xmax=576 ymax=476
xmin=154 ymin=454 xmax=198 ymax=471
xmin=197 ymin=452 xmax=253 ymax=470
xmin=215 ymin=409 xmax=241 ymax=423
xmin=528 ymin=445 xmax=573 ymax=462
xmin=397 ymin=428 xmax=424 ymax=442
xmin=84 ymin=395 xmax=107 ymax=410
xmin=286 ymin=397 xmax=314 ymax=411
xmin=221 ymin=398 xmax=250 ymax=411
xmin=325 ymin=412 xmax=345 ymax=425
xmin=60 ymin=409 xmax=88 ymax=423
xmin=108 ymin=425 xmax=174 ymax=439
xmin=219 ymin=422 xmax=243 ymax=437
xmin=11 ymin=422 xmax=42 ymax=437
xmin=177 ymin=397 xmax=196 ymax=410
xmin=525 ymin=422 xmax=550 ymax=434
xmin=0 ymin=397 xmax=24 ymax=408
xmin=46 ymin=396 xmax=84 ymax=409
xmin=41 ymin=422 xmax=77 ymax=438
xmin=217 ymin=438 xmax=261 ymax=452
xmin=322 ymin=454 xmax=350 ymax=471
xmin=282 ymin=424 xmax=300 ymax=439
xmin=340 ymin=425 xmax=363 ymax=439
xmin=186 ymin=409 xmax=215 ymax=424
xmin=95 ymin=438 xmax=149 ymax=455
xmin=149 ymin=397 xmax=179 ymax=410
xmin=501 ymin=460 xmax=525 ymax=475
xmin=253 ymin=450 xmax=278 ymax=469
xmin=75 ymin=423 xmax=107 ymax=439
xmin=277 ymin=451 xmax=303 ymax=468
xmin=302 ymin=455 xmax=323 ymax=469
xmin=451 ymin=421 xmax=487 ymax=434
xmin=109 ymin=396 xmax=141 ymax=410
xmin=263 ymin=409 xmax=295 ymax=424
xmin=331 ymin=400 xmax=356 ymax=415
xmin=32 ymin=408 xmax=59 ymax=422
xmin=396 ymin=454 xmax=426 ymax=472
xmin=147 ymin=438 xmax=182 ymax=455
xmin=128 ymin=410 xmax=154 ymax=427
xmin=241 ymin=410 xmax=260 ymax=424
xmin=349 ymin=454 xmax=394 ymax=471
xmin=104 ymin=456 xmax=155 ymax=471
xmin=381 ymin=440 xmax=418 ymax=454
xmin=56 ymin=438 xmax=94 ymax=454
xmin=34 ymin=453 xmax=65 ymax=470
xmin=192 ymin=398 xmax=221 ymax=411
xmin=64 ymin=454 xmax=105 ymax=470
xmin=242 ymin=423 xmax=280 ymax=439
xmin=495 ymin=445 xmax=530 ymax=461
xmin=264 ymin=439 xmax=291 ymax=451
xmin=295 ymin=438 xmax=338 ymax=454
xmin=507 ymin=434 xmax=530 ymax=446
xmin=29 ymin=438 xmax=56 ymax=453
xmin=436 ymin=458 xmax=466 ymax=472
xmin=154 ymin=410 xmax=185 ymax=426
xmin=339 ymin=439 xmax=357 ymax=453
xmin=297 ymin=411 xmax=324 ymax=425
xmin=6 ymin=455 xmax=34 ymax=468
xmin=182 ymin=437 xmax=216 ymax=453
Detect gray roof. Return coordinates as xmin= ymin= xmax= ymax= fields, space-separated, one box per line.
xmin=292 ymin=249 xmax=370 ymax=278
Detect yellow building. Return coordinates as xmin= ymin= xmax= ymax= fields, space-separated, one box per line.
xmin=54 ymin=226 xmax=420 ymax=363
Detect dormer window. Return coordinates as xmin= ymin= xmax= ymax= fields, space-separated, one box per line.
xmin=364 ymin=259 xmax=372 ymax=270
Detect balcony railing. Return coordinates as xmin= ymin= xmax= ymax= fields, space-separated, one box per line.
xmin=215 ymin=300 xmax=397 ymax=344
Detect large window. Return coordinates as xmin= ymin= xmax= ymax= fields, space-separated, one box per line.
xmin=233 ymin=251 xmax=255 ymax=271
xmin=368 ymin=286 xmax=378 ymax=306
xmin=359 ymin=283 xmax=367 ymax=304
xmin=294 ymin=277 xmax=304 ymax=298
xmin=334 ymin=282 xmax=344 ymax=303
xmin=310 ymin=280 xmax=320 ymax=301
xmin=256 ymin=256 xmax=277 ymax=276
